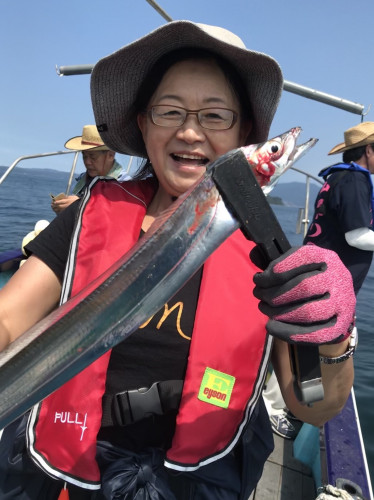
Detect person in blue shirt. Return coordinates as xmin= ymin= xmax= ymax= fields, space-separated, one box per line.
xmin=51 ymin=125 xmax=131 ymax=214
xmin=304 ymin=121 xmax=374 ymax=295
xmin=267 ymin=121 xmax=374 ymax=440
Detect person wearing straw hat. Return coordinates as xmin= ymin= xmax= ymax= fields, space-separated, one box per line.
xmin=305 ymin=121 xmax=374 ymax=295
xmin=0 ymin=21 xmax=355 ymax=500
xmin=266 ymin=122 xmax=374 ymax=442
xmin=51 ymin=125 xmax=130 ymax=214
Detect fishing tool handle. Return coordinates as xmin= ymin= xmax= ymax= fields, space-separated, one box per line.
xmin=211 ymin=150 xmax=324 ymax=405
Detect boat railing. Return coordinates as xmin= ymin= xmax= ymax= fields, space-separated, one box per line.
xmin=0 ymin=151 xmax=80 ymax=195
xmin=1 ymin=151 xmax=322 ymax=239
xmin=0 ymin=151 xmax=135 ymax=195
xmin=289 ymin=166 xmax=323 ymax=238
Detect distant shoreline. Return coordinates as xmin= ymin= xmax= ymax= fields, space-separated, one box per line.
xmin=0 ymin=166 xmax=321 ymax=208
xmin=0 ymin=165 xmax=74 ymax=175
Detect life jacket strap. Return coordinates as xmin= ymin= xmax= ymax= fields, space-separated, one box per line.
xmin=101 ymin=380 xmax=183 ymax=427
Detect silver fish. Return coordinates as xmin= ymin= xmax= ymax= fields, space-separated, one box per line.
xmin=0 ymin=127 xmax=317 ymax=429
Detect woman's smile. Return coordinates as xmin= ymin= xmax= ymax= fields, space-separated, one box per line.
xmin=138 ymin=58 xmax=246 ymax=205
xmin=170 ymin=152 xmax=210 ymax=168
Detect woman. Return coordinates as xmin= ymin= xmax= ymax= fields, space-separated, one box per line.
xmin=0 ymin=21 xmax=355 ymax=500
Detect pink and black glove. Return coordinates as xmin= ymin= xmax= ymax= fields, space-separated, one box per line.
xmin=252 ymin=244 xmax=356 ymax=345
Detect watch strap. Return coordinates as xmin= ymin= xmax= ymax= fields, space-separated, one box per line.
xmin=319 ymin=326 xmax=357 ymax=365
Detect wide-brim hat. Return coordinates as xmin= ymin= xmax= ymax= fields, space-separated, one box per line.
xmin=90 ymin=20 xmax=283 ymax=158
xmin=64 ymin=124 xmax=109 ymax=151
xmin=328 ymin=121 xmax=374 ymax=155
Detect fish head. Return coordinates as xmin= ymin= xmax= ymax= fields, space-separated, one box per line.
xmin=241 ymin=127 xmax=318 ymax=195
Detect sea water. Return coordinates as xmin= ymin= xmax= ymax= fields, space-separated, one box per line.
xmin=1 ymin=166 xmax=373 ymax=484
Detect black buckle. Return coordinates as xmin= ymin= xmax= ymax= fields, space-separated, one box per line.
xmin=105 ymin=380 xmax=183 ymax=427
xmin=121 ymin=382 xmax=163 ymax=423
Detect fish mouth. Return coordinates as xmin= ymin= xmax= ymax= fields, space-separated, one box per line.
xmin=171 ymin=153 xmax=209 ymax=166
xmin=290 ymin=137 xmax=319 ymax=162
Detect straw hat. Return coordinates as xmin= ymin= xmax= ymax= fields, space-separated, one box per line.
xmin=328 ymin=122 xmax=374 ymax=155
xmin=64 ymin=124 xmax=109 ymax=151
xmin=90 ymin=20 xmax=283 ymax=158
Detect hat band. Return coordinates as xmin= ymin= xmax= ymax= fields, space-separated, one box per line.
xmin=82 ymin=139 xmax=104 ymax=146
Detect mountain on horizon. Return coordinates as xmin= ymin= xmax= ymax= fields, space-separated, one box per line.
xmin=270 ymin=180 xmax=321 ymax=210
xmin=0 ymin=166 xmax=321 ymax=210
xmin=0 ymin=165 xmax=70 ymax=177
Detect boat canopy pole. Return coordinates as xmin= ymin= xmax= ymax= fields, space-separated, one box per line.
xmin=144 ymin=0 xmax=173 ymax=21
xmin=55 ymin=63 xmax=365 ymax=116
xmin=55 ymin=64 xmax=93 ymax=76
xmin=283 ymin=81 xmax=364 ymax=116
xmin=55 ymin=0 xmax=367 ymax=116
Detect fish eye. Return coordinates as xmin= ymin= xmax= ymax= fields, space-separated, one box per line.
xmin=266 ymin=140 xmax=283 ymax=158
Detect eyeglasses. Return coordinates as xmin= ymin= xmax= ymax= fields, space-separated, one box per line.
xmin=148 ymin=105 xmax=238 ymax=130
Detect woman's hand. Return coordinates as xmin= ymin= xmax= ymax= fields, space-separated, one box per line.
xmin=252 ymin=244 xmax=356 ymax=345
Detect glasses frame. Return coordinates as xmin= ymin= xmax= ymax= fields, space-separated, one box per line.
xmin=147 ymin=104 xmax=238 ymax=131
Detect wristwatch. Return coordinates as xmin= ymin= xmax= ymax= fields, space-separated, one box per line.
xmin=319 ymin=326 xmax=358 ymax=365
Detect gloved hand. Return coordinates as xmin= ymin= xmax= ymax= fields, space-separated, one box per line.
xmin=252 ymin=244 xmax=356 ymax=345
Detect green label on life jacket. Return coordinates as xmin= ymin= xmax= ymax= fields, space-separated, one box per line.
xmin=198 ymin=367 xmax=235 ymax=409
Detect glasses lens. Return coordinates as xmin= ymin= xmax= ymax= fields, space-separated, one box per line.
xmin=198 ymin=108 xmax=235 ymax=130
xmin=151 ymin=105 xmax=185 ymax=127
xmin=150 ymin=105 xmax=236 ymax=130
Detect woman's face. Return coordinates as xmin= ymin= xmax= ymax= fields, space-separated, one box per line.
xmin=137 ymin=58 xmax=252 ymax=199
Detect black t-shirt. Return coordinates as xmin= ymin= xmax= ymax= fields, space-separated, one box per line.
xmin=26 ymin=200 xmax=79 ymax=280
xmin=26 ymin=200 xmax=202 ymax=449
xmin=304 ymin=170 xmax=373 ymax=294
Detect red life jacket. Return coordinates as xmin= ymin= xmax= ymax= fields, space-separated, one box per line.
xmin=26 ymin=178 xmax=270 ymax=488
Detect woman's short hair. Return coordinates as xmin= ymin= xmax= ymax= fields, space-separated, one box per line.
xmin=132 ymin=48 xmax=252 ymax=180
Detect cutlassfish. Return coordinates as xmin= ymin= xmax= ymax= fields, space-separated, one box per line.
xmin=0 ymin=127 xmax=317 ymax=429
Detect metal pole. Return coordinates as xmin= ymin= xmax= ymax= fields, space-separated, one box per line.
xmin=0 ymin=151 xmax=76 ymax=186
xmin=290 ymin=166 xmax=323 ymax=185
xmin=142 ymin=0 xmax=365 ymax=117
xmin=55 ymin=62 xmax=366 ymax=116
xmin=56 ymin=64 xmax=93 ymax=76
xmin=54 ymin=0 xmax=367 ymax=116
xmin=283 ymin=81 xmax=364 ymax=116
xmin=144 ymin=0 xmax=173 ymax=21
xmin=65 ymin=151 xmax=80 ymax=195
xmin=125 ymin=156 xmax=134 ymax=175
xmin=303 ymin=176 xmax=310 ymax=238
xmin=290 ymin=167 xmax=323 ymax=237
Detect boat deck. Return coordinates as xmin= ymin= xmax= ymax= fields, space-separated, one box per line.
xmin=249 ymin=433 xmax=316 ymax=500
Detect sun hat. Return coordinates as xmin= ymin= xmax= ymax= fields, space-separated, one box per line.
xmin=90 ymin=20 xmax=283 ymax=158
xmin=328 ymin=121 xmax=374 ymax=155
xmin=64 ymin=124 xmax=110 ymax=151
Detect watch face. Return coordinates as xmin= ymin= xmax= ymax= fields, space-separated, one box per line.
xmin=350 ymin=326 xmax=358 ymax=348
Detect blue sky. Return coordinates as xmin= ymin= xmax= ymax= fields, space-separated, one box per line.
xmin=1 ymin=0 xmax=373 ymax=183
